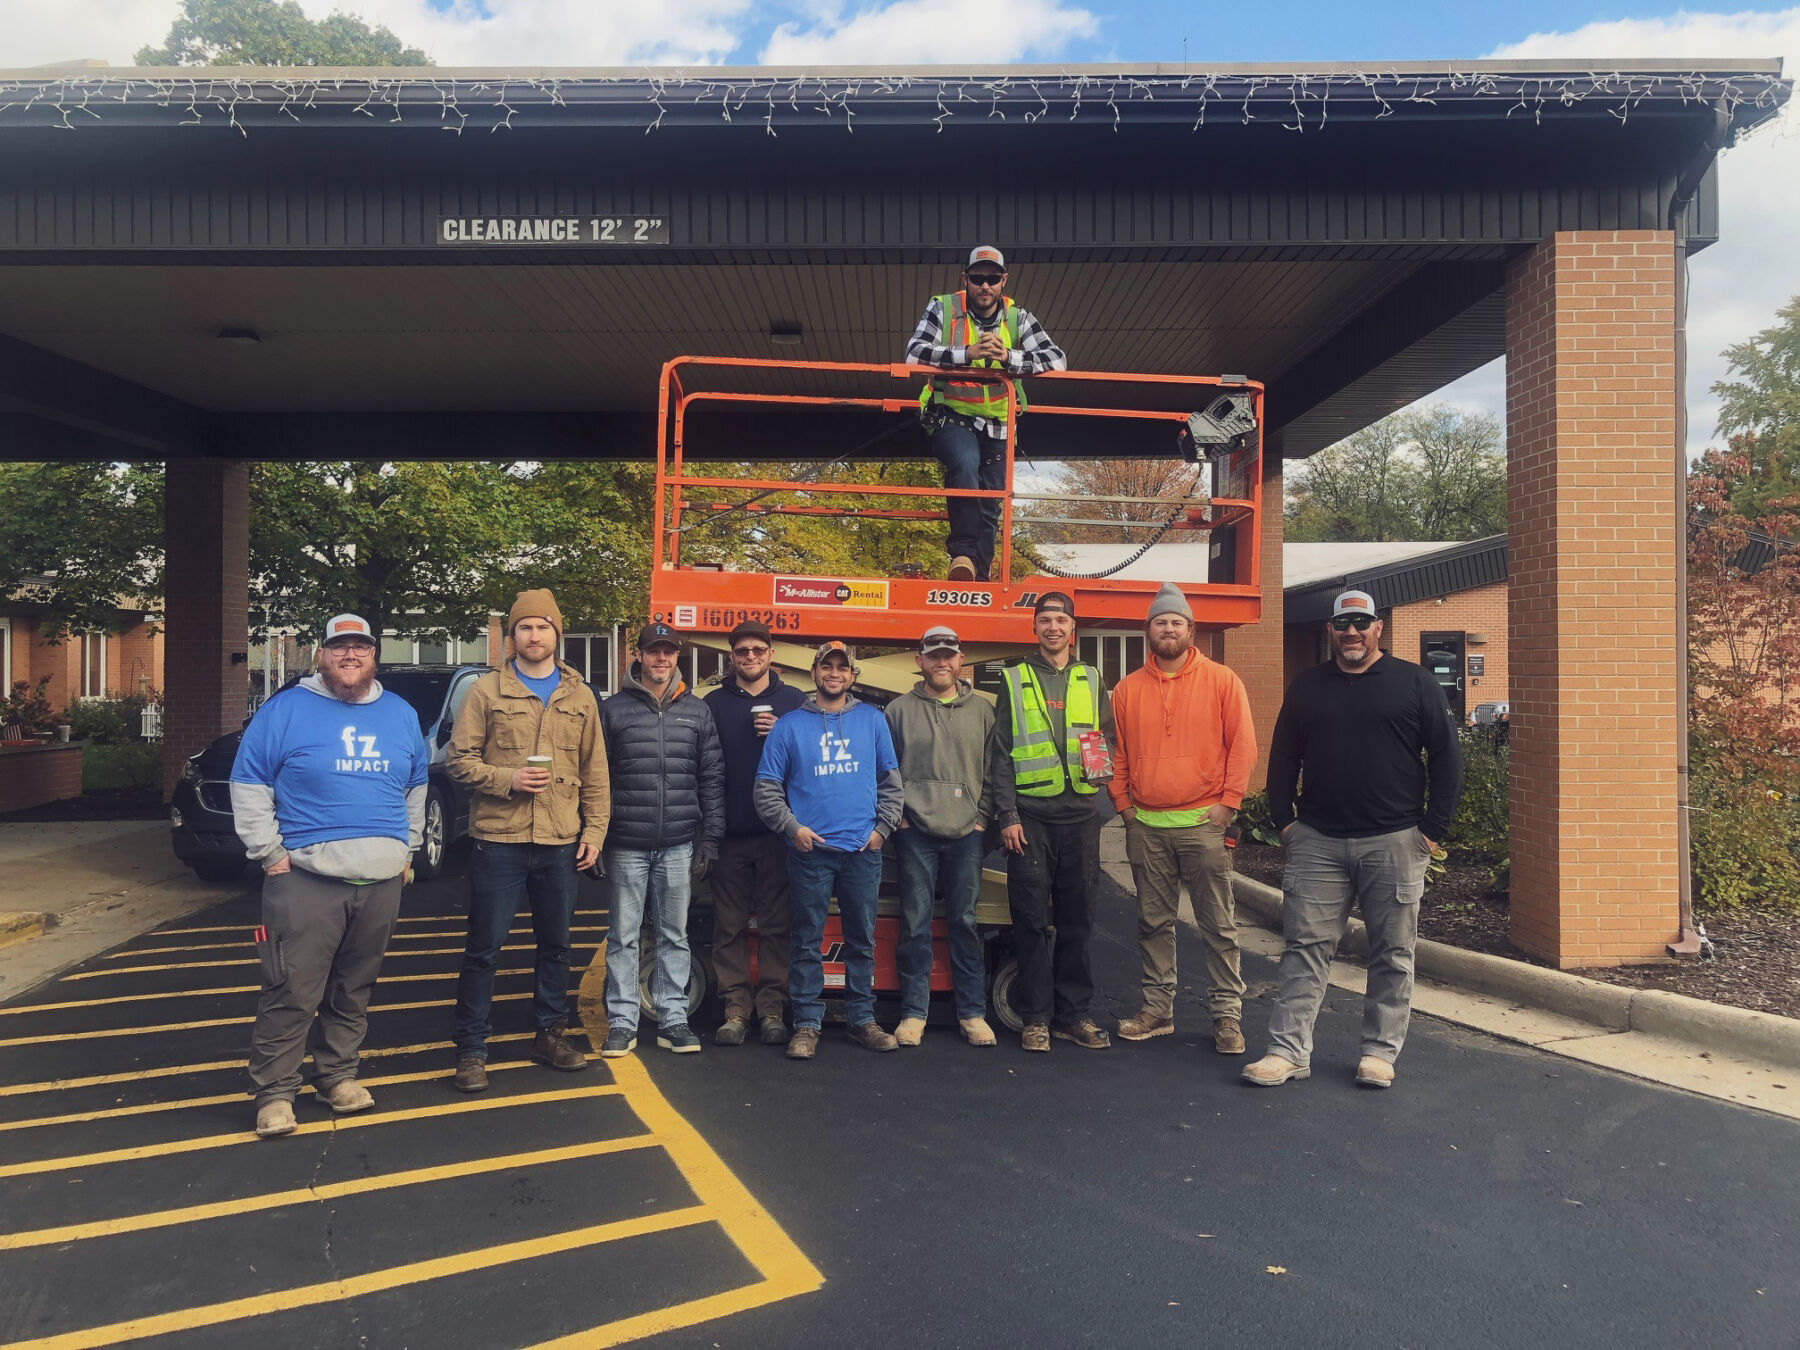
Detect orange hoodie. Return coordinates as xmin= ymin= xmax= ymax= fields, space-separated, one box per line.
xmin=1107 ymin=648 xmax=1257 ymax=815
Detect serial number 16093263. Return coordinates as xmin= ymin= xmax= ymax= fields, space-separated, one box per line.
xmin=925 ymin=589 xmax=993 ymax=607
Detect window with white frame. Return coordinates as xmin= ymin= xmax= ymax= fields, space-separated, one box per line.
xmin=560 ymin=632 xmax=617 ymax=693
xmin=380 ymin=632 xmax=483 ymax=666
xmin=79 ymin=633 xmax=108 ymax=699
xmin=1078 ymin=633 xmax=1146 ymax=687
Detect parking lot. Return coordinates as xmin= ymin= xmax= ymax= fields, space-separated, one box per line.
xmin=4 ymin=858 xmax=1799 ymax=1349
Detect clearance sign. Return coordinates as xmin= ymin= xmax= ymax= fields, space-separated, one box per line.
xmin=773 ymin=576 xmax=890 ymax=609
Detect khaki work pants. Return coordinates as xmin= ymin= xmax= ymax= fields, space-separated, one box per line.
xmin=1125 ymin=818 xmax=1245 ymax=1021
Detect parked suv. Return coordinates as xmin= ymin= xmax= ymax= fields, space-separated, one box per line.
xmin=169 ymin=664 xmax=491 ymax=883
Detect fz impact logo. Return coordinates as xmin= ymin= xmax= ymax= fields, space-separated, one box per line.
xmin=336 ymin=725 xmax=391 ymax=773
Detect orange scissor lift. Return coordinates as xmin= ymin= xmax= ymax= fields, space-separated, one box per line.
xmin=648 ymin=356 xmax=1264 ymax=645
xmin=641 ymin=356 xmax=1264 ymax=1031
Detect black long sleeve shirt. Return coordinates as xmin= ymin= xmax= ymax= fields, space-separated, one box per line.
xmin=1265 ymin=655 xmax=1464 ymax=842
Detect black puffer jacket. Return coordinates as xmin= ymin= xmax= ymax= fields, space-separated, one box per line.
xmin=598 ymin=665 xmax=725 ymax=852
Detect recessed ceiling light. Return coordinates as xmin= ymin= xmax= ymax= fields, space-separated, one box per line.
xmin=768 ymin=322 xmax=803 ymax=346
xmin=216 ymin=327 xmax=261 ymax=344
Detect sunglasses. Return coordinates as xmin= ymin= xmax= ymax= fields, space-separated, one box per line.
xmin=1331 ymin=614 xmax=1376 ymax=632
xmin=965 ymin=273 xmax=1006 ymax=286
xmin=732 ymin=644 xmax=770 ymax=657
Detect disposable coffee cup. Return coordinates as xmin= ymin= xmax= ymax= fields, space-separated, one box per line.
xmin=751 ymin=704 xmax=774 ymax=736
xmin=526 ymin=754 xmax=553 ymax=776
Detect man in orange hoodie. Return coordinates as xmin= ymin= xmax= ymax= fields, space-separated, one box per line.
xmin=1108 ymin=582 xmax=1256 ymax=1055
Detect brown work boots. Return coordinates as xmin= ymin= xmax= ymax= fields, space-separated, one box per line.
xmin=1051 ymin=1018 xmax=1111 ymax=1049
xmin=1214 ymin=1017 xmax=1247 ymax=1056
xmin=786 ymin=1026 xmax=821 ymax=1060
xmin=847 ymin=1022 xmax=899 ymax=1052
xmin=1117 ymin=1009 xmax=1174 ymax=1041
xmin=451 ymin=1057 xmax=489 ymax=1093
xmin=531 ymin=1027 xmax=589 ymax=1072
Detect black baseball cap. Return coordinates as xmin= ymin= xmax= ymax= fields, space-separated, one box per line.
xmin=636 ymin=621 xmax=681 ymax=651
xmin=1033 ymin=591 xmax=1076 ymax=618
xmin=728 ymin=619 xmax=773 ymax=646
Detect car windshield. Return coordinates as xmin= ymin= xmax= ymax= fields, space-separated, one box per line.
xmin=378 ymin=671 xmax=454 ymax=732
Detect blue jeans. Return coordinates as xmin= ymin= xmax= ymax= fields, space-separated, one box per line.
xmin=453 ymin=840 xmax=579 ymax=1059
xmin=894 ymin=828 xmax=987 ymax=1021
xmin=931 ymin=421 xmax=1006 ymax=580
xmin=786 ymin=845 xmax=882 ymax=1030
xmin=602 ymin=843 xmax=694 ymax=1033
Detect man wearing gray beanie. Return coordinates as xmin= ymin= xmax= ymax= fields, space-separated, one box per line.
xmin=1108 ymin=580 xmax=1256 ymax=1055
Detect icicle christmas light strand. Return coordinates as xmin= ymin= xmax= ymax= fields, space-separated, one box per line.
xmin=0 ymin=68 xmax=1784 ymax=138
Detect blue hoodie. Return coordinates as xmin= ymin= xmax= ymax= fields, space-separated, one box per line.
xmin=754 ymin=694 xmax=904 ymax=852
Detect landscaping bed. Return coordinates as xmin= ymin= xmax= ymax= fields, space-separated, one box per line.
xmin=1231 ymin=841 xmax=1800 ymax=1022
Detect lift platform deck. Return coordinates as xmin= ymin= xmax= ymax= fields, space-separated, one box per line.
xmin=648 ymin=357 xmax=1263 ymax=647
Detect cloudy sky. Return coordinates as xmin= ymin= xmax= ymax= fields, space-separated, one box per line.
xmin=2 ymin=1 xmax=1795 ymax=450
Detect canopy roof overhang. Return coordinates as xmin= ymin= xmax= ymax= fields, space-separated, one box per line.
xmin=0 ymin=61 xmax=1786 ymax=464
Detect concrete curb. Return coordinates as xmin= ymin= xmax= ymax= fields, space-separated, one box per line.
xmin=1230 ymin=874 xmax=1800 ymax=1070
xmin=0 ymin=911 xmax=54 ymax=950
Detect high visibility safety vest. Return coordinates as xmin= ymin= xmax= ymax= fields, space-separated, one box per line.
xmin=1003 ymin=662 xmax=1100 ymax=797
xmin=920 ymin=291 xmax=1027 ymax=422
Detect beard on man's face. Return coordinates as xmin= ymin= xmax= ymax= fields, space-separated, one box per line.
xmin=322 ymin=660 xmax=376 ymax=698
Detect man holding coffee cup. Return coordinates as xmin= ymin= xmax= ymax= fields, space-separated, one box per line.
xmin=447 ymin=589 xmax=610 ymax=1092
xmin=703 ymin=620 xmax=807 ymax=1047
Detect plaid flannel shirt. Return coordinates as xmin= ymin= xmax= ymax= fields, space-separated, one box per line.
xmin=904 ymin=296 xmax=1067 ymax=439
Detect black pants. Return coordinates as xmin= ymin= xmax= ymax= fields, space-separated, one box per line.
xmin=1006 ymin=808 xmax=1099 ymax=1027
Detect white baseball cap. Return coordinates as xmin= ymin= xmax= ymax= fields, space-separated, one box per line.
xmin=1331 ymin=590 xmax=1377 ymax=619
xmin=966 ymin=245 xmax=1006 ymax=270
xmin=321 ymin=613 xmax=376 ymax=646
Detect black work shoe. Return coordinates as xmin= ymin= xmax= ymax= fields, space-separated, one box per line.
xmin=600 ymin=1027 xmax=637 ymax=1059
xmin=532 ymin=1028 xmax=590 ymax=1072
xmin=658 ymin=1023 xmax=702 ymax=1054
xmin=451 ymin=1056 xmax=489 ymax=1093
xmin=714 ymin=1017 xmax=749 ymax=1046
xmin=1052 ymin=1018 xmax=1112 ymax=1050
xmin=759 ymin=1016 xmax=791 ymax=1046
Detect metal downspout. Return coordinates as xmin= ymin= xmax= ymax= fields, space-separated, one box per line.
xmin=1665 ymin=102 xmax=1733 ymax=958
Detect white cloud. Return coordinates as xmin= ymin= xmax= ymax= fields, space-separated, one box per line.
xmin=759 ymin=0 xmax=1097 ymax=66
xmin=1485 ymin=9 xmax=1800 ymax=454
xmin=0 ymin=0 xmax=756 ymax=68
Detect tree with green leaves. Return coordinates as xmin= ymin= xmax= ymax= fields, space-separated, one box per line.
xmin=0 ymin=462 xmax=163 ymax=639
xmin=247 ymin=460 xmax=653 ymax=642
xmin=136 ymin=0 xmax=430 ymax=67
xmin=1713 ymin=295 xmax=1800 ymax=522
xmin=1284 ymin=403 xmax=1506 ymax=543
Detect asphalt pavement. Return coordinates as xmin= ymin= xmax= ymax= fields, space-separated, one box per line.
xmin=2 ymin=854 xmax=1796 ymax=1350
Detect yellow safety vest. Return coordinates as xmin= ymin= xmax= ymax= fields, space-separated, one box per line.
xmin=920 ymin=291 xmax=1027 ymax=422
xmin=1004 ymin=662 xmax=1100 ymax=797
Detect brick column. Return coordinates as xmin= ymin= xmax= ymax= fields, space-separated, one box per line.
xmin=1504 ymin=231 xmax=1680 ymax=967
xmin=1222 ymin=453 xmax=1285 ymax=755
xmin=162 ymin=459 xmax=250 ymax=798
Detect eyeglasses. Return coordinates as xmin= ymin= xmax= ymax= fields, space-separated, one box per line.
xmin=1331 ymin=615 xmax=1376 ymax=632
xmin=965 ymin=273 xmax=1006 ymax=286
xmin=732 ymin=644 xmax=770 ymax=657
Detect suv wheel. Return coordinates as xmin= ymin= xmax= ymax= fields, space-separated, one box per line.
xmin=413 ymin=784 xmax=448 ymax=881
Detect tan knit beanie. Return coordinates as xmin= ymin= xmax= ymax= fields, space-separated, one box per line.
xmin=508 ymin=588 xmax=564 ymax=636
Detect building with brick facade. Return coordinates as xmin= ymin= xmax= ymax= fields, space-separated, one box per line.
xmin=2 ymin=597 xmax=163 ymax=713
xmin=0 ymin=61 xmax=1788 ymax=967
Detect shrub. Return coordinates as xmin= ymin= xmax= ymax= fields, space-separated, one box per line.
xmin=3 ymin=676 xmax=58 ymax=736
xmin=1689 ymin=743 xmax=1800 ymax=911
xmin=1445 ymin=726 xmax=1509 ymax=879
xmin=82 ymin=742 xmax=164 ymax=795
xmin=63 ymin=691 xmax=158 ymax=745
xmin=1234 ymin=790 xmax=1283 ymax=845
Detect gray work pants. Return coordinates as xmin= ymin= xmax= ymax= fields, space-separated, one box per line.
xmin=1265 ymin=822 xmax=1429 ymax=1068
xmin=249 ymin=866 xmax=403 ymax=1103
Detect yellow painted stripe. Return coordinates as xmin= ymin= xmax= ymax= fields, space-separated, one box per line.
xmin=1 ymin=1203 xmax=710 ymax=1350
xmin=69 ymin=943 xmax=600 ymax=978
xmin=0 ymin=1132 xmax=659 ymax=1251
xmin=0 ymin=1082 xmax=623 ymax=1181
xmin=0 ymin=1033 xmax=535 ymax=1098
xmin=0 ymin=1054 xmax=584 ymax=1134
xmin=150 ymin=910 xmax=609 ymax=936
xmin=524 ymin=1279 xmax=821 ymax=1350
xmin=0 ymin=991 xmax=534 ymax=1050
xmin=103 ymin=925 xmax=610 ymax=958
xmin=4 ymin=965 xmax=589 ymax=1016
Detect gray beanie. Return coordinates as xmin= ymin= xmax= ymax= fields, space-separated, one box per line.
xmin=1147 ymin=582 xmax=1193 ymax=623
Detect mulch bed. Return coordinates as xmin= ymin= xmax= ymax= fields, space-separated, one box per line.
xmin=0 ymin=788 xmax=165 ymax=825
xmin=1231 ymin=842 xmax=1800 ymax=1022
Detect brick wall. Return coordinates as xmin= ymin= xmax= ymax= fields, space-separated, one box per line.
xmin=161 ymin=460 xmax=250 ymax=798
xmin=1221 ymin=455 xmax=1284 ymax=757
xmin=0 ymin=744 xmax=84 ymax=812
xmin=1505 ymin=231 xmax=1679 ymax=967
xmin=1386 ymin=582 xmax=1510 ymax=709
xmin=111 ymin=622 xmax=163 ymax=697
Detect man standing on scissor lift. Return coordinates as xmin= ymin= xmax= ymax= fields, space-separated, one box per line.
xmin=906 ymin=245 xmax=1067 ymax=584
